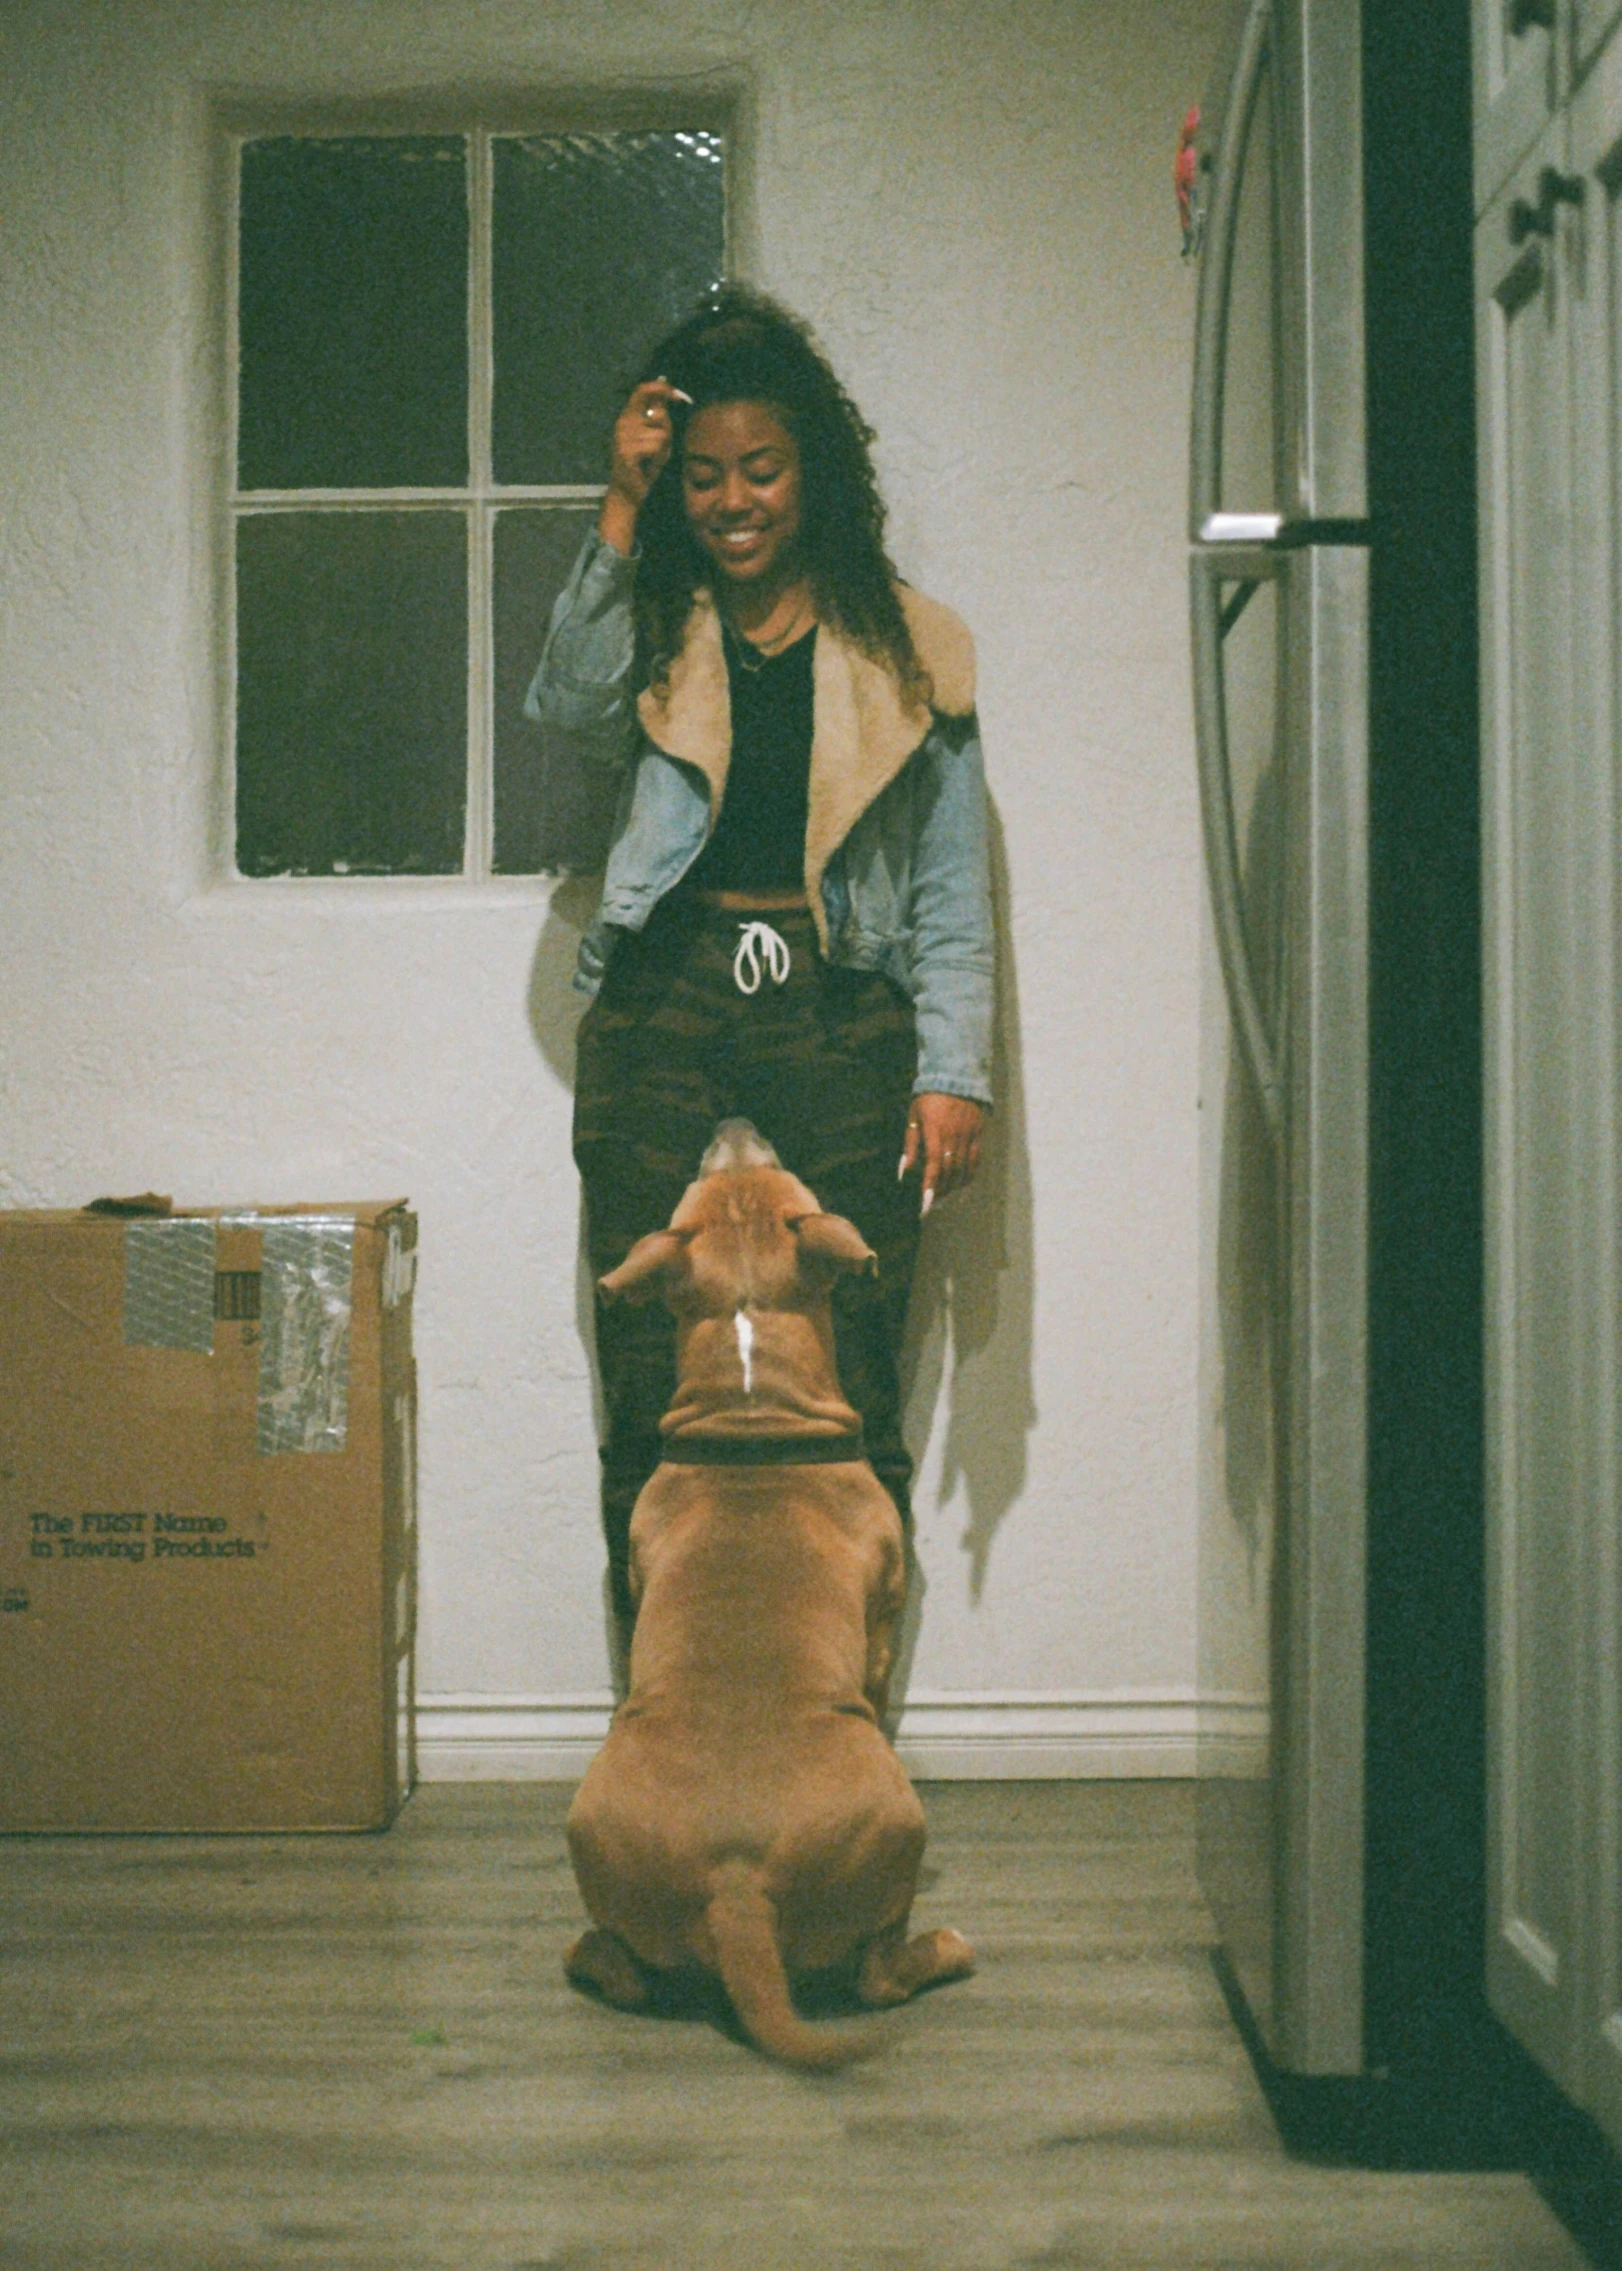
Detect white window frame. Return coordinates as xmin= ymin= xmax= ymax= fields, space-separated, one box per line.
xmin=220 ymin=105 xmax=733 ymax=886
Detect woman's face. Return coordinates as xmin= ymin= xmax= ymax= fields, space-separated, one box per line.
xmin=680 ymin=400 xmax=804 ymax=589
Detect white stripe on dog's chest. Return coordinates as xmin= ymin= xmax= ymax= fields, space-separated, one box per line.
xmin=734 ymin=1310 xmax=755 ymax=1396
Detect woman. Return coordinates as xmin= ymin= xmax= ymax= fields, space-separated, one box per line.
xmin=526 ymin=287 xmax=993 ymax=1635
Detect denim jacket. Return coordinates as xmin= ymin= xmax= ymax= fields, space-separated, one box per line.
xmin=525 ymin=530 xmax=994 ymax=1105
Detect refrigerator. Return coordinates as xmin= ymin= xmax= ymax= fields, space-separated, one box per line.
xmin=1187 ymin=0 xmax=1505 ymax=2148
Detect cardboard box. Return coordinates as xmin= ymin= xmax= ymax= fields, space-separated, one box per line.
xmin=0 ymin=1200 xmax=417 ymax=1831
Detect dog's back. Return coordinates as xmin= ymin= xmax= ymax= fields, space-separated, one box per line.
xmin=569 ymin=1457 xmax=919 ymax=1932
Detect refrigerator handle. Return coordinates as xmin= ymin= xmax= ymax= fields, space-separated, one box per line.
xmin=1191 ymin=547 xmax=1283 ymax=1137
xmin=1189 ymin=0 xmax=1272 ymax=540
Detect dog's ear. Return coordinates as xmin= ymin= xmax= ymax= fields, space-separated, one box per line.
xmin=598 ymin=1228 xmax=692 ymax=1305
xmin=786 ymin=1211 xmax=878 ymax=1278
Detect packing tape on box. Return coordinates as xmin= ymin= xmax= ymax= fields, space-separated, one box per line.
xmin=253 ymin=1217 xmax=355 ymax=1456
xmin=382 ymin=1221 xmax=416 ymax=1309
xmin=123 ymin=1211 xmax=356 ymax=1453
xmin=123 ymin=1218 xmax=218 ymax=1353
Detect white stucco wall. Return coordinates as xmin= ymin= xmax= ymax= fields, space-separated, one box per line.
xmin=0 ymin=0 xmax=1220 ymax=1773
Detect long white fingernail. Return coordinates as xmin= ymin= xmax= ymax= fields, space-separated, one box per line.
xmin=921 ymin=1186 xmax=935 ymax=1218
xmin=670 ymin=386 xmax=694 ymax=404
xmin=897 ymin=1154 xmax=909 ymax=1181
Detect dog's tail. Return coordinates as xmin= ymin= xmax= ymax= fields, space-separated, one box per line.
xmin=705 ymin=1867 xmax=879 ymax=2071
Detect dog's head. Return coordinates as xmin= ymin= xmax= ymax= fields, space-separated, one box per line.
xmin=598 ymin=1122 xmax=877 ymax=1318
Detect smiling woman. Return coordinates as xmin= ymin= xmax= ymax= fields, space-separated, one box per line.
xmin=524 ymin=287 xmax=995 ymax=1640
xmin=680 ymin=401 xmax=805 ymax=608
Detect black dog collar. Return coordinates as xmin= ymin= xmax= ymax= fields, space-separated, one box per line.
xmin=659 ymin=1430 xmax=866 ymax=1468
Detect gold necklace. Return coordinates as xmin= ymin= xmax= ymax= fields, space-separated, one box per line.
xmin=723 ymin=595 xmax=813 ymax=673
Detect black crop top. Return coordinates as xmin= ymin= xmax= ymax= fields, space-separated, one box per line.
xmin=685 ymin=622 xmax=815 ymax=894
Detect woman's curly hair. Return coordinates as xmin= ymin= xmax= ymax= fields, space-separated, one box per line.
xmin=628 ymin=286 xmax=929 ymax=705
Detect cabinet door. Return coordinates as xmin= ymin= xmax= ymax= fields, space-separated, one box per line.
xmin=1478 ymin=119 xmax=1587 ymax=2100
xmin=1568 ymin=39 xmax=1622 ymax=2155
xmin=1474 ymin=0 xmax=1559 ymax=212
xmin=1574 ymin=0 xmax=1622 ymax=80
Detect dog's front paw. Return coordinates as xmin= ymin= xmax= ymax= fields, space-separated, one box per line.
xmin=929 ymin=1927 xmax=975 ymax=1975
xmin=858 ymin=1924 xmax=976 ymax=2007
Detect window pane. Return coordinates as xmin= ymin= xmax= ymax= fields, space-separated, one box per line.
xmin=235 ymin=512 xmax=467 ymax=876
xmin=491 ymin=506 xmax=608 ymax=874
xmin=491 ymin=132 xmax=725 ymax=485
xmin=238 ymin=137 xmax=469 ymax=490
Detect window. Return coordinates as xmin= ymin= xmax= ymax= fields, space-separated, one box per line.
xmin=228 ymin=125 xmax=726 ymax=879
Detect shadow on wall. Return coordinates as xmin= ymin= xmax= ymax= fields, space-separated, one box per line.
xmin=525 ymin=872 xmax=607 ymax=1453
xmin=527 ymin=874 xmax=601 ymax=1079
xmin=523 ymin=826 xmax=1038 ymax=1621
xmin=899 ymin=800 xmax=1036 ymax=1603
xmin=527 ymin=877 xmax=620 ymax=1673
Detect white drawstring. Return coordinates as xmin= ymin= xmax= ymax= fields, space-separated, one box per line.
xmin=732 ymin=920 xmax=791 ymax=995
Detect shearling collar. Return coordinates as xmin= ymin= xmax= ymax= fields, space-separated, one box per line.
xmin=636 ymin=586 xmax=975 ymax=950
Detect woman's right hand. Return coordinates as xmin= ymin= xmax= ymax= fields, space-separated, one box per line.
xmin=598 ymin=377 xmax=689 ymax=555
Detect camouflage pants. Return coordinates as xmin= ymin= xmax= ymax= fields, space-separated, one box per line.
xmin=573 ymin=894 xmax=921 ymax=1621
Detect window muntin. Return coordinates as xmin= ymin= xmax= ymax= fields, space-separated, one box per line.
xmin=229 ymin=126 xmax=725 ymax=880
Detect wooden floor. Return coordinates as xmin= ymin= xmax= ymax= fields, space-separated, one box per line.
xmin=0 ymin=1782 xmax=1592 ymax=2271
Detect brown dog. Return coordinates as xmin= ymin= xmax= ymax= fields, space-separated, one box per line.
xmin=564 ymin=1121 xmax=974 ymax=2067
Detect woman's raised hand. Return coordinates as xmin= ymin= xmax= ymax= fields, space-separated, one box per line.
xmin=598 ymin=377 xmax=691 ymax=556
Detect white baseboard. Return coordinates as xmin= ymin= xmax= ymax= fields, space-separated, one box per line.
xmin=1194 ymin=1696 xmax=1271 ymax=1780
xmin=414 ymin=1689 xmax=1203 ymax=1782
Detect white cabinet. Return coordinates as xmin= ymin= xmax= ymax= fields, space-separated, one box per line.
xmin=1473 ymin=0 xmax=1558 ymax=211
xmin=1478 ymin=113 xmax=1586 ymax=2105
xmin=1477 ymin=20 xmax=1622 ymax=2153
xmin=1567 ymin=31 xmax=1622 ymax=2146
xmin=1575 ymin=0 xmax=1622 ymax=77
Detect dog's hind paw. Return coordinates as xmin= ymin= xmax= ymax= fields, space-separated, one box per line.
xmin=565 ymin=1928 xmax=651 ymax=2011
